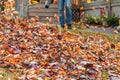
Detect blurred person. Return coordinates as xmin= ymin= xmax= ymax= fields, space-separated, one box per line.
xmin=58 ymin=0 xmax=72 ymax=29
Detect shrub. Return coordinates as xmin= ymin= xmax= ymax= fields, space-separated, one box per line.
xmin=0 ymin=0 xmax=8 ymax=11
xmin=105 ymin=14 xmax=119 ymax=27
xmin=86 ymin=14 xmax=119 ymax=27
xmin=86 ymin=15 xmax=102 ymax=25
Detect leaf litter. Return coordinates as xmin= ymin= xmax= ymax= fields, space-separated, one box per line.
xmin=0 ymin=14 xmax=120 ymax=80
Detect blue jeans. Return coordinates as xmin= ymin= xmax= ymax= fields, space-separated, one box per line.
xmin=58 ymin=0 xmax=72 ymax=27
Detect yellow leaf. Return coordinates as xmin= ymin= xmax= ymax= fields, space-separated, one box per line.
xmin=106 ymin=0 xmax=110 ymax=2
xmin=114 ymin=30 xmax=119 ymax=34
xmin=5 ymin=16 xmax=12 ymax=21
xmin=44 ymin=77 xmax=51 ymax=80
xmin=0 ymin=75 xmax=3 ymax=78
xmin=70 ymin=58 xmax=76 ymax=63
xmin=71 ymin=71 xmax=77 ymax=74
xmin=13 ymin=11 xmax=19 ymax=15
xmin=31 ymin=0 xmax=39 ymax=4
xmin=87 ymin=0 xmax=91 ymax=3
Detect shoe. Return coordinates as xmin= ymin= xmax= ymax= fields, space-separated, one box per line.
xmin=45 ymin=5 xmax=49 ymax=8
xmin=67 ymin=24 xmax=72 ymax=29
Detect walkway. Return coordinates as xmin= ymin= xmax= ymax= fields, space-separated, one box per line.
xmin=86 ymin=27 xmax=120 ymax=35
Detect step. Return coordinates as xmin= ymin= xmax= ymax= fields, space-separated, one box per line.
xmin=29 ymin=8 xmax=58 ymax=13
xmin=29 ymin=4 xmax=58 ymax=17
xmin=40 ymin=20 xmax=59 ymax=24
xmin=29 ymin=3 xmax=58 ymax=24
xmin=29 ymin=16 xmax=59 ymax=24
xmin=29 ymin=4 xmax=58 ymax=9
xmin=29 ymin=12 xmax=57 ymax=17
xmin=40 ymin=16 xmax=58 ymax=22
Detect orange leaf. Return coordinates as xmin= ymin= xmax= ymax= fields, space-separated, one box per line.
xmin=115 ymin=42 xmax=120 ymax=50
xmin=44 ymin=77 xmax=51 ymax=80
xmin=87 ymin=0 xmax=91 ymax=3
xmin=80 ymin=6 xmax=84 ymax=10
xmin=13 ymin=11 xmax=19 ymax=15
xmin=54 ymin=0 xmax=58 ymax=4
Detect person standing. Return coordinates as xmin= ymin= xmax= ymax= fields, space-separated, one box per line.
xmin=58 ymin=0 xmax=72 ymax=29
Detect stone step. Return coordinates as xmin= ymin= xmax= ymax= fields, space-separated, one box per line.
xmin=29 ymin=4 xmax=58 ymax=24
xmin=29 ymin=8 xmax=58 ymax=13
xmin=29 ymin=12 xmax=57 ymax=17
xmin=29 ymin=4 xmax=58 ymax=9
xmin=29 ymin=4 xmax=58 ymax=17
xmin=40 ymin=21 xmax=59 ymax=24
xmin=40 ymin=16 xmax=57 ymax=20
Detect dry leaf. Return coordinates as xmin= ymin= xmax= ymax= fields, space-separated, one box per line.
xmin=87 ymin=0 xmax=91 ymax=3
xmin=114 ymin=30 xmax=119 ymax=34
xmin=0 ymin=75 xmax=3 ymax=78
xmin=13 ymin=11 xmax=19 ymax=15
xmin=0 ymin=13 xmax=119 ymax=79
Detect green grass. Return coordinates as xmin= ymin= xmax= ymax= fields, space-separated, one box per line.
xmin=69 ymin=27 xmax=120 ymax=43
xmin=101 ymin=70 xmax=109 ymax=80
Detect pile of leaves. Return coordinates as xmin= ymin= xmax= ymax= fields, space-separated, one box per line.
xmin=0 ymin=14 xmax=120 ymax=80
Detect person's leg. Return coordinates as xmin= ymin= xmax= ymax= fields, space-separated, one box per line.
xmin=65 ymin=0 xmax=72 ymax=28
xmin=58 ymin=0 xmax=65 ymax=27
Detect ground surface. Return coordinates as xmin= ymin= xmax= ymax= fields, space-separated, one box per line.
xmin=87 ymin=27 xmax=120 ymax=35
xmin=0 ymin=15 xmax=120 ymax=79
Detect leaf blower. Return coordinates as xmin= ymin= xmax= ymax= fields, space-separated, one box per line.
xmin=45 ymin=0 xmax=53 ymax=8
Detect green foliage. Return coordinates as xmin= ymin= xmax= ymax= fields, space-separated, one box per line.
xmin=0 ymin=1 xmax=4 ymax=11
xmin=86 ymin=16 xmax=102 ymax=25
xmin=0 ymin=0 xmax=8 ymax=11
xmin=86 ymin=14 xmax=119 ymax=27
xmin=105 ymin=14 xmax=119 ymax=27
